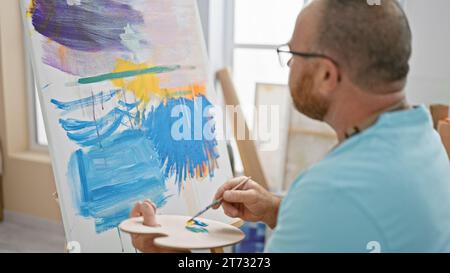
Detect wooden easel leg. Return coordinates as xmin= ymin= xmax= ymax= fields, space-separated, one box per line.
xmin=216 ymin=68 xmax=269 ymax=190
xmin=210 ymin=247 xmax=224 ymax=253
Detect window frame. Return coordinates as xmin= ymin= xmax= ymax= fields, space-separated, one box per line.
xmin=224 ymin=0 xmax=407 ymax=70
xmin=225 ymin=0 xmax=310 ymax=71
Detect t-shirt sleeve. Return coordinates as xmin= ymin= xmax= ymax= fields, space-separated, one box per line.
xmin=266 ymin=180 xmax=387 ymax=253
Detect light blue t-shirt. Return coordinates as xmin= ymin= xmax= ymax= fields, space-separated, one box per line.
xmin=266 ymin=105 xmax=450 ymax=253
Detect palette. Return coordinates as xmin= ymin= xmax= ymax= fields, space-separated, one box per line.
xmin=119 ymin=215 xmax=245 ymax=250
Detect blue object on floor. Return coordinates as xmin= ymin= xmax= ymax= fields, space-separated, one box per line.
xmin=233 ymin=222 xmax=266 ymax=253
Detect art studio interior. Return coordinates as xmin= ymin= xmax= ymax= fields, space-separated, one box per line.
xmin=0 ymin=0 xmax=450 ymax=254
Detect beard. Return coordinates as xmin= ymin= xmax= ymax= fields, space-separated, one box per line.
xmin=290 ymin=68 xmax=330 ymax=121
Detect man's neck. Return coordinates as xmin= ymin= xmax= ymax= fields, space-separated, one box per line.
xmin=324 ymin=87 xmax=406 ymax=143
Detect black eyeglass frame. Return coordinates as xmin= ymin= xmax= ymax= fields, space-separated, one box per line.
xmin=276 ymin=44 xmax=339 ymax=67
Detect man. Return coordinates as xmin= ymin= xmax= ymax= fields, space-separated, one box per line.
xmin=132 ymin=0 xmax=450 ymax=252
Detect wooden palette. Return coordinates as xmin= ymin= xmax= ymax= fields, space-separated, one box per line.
xmin=119 ymin=215 xmax=245 ymax=250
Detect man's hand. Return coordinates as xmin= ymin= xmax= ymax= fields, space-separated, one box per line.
xmin=129 ymin=200 xmax=189 ymax=253
xmin=213 ymin=177 xmax=281 ymax=229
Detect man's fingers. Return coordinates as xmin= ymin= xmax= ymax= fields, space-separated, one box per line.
xmin=222 ymin=201 xmax=240 ymax=218
xmin=223 ymin=189 xmax=257 ymax=204
xmin=143 ymin=199 xmax=157 ymax=211
xmin=141 ymin=202 xmax=159 ymax=227
xmin=130 ymin=202 xmax=142 ymax=218
xmin=213 ymin=177 xmax=249 ymax=202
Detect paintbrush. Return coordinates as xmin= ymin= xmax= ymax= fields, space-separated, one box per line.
xmin=187 ymin=176 xmax=251 ymax=224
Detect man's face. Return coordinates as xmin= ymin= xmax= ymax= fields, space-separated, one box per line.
xmin=289 ymin=58 xmax=329 ymax=121
xmin=288 ymin=4 xmax=330 ymax=121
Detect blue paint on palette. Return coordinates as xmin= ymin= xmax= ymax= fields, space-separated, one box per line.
xmin=67 ymin=130 xmax=169 ymax=233
xmin=185 ymin=226 xmax=208 ymax=233
xmin=144 ymin=95 xmax=219 ymax=190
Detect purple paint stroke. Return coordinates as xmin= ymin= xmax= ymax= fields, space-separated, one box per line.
xmin=41 ymin=42 xmax=122 ymax=77
xmin=30 ymin=0 xmax=144 ymax=52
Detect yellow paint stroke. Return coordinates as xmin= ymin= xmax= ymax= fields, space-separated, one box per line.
xmin=27 ymin=0 xmax=35 ymax=18
xmin=58 ymin=45 xmax=68 ymax=68
xmin=111 ymin=59 xmax=206 ymax=103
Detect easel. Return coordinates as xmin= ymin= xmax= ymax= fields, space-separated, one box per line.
xmin=438 ymin=119 xmax=450 ymax=160
xmin=430 ymin=104 xmax=449 ymax=129
xmin=430 ymin=104 xmax=450 ymax=159
xmin=216 ymin=68 xmax=269 ymax=190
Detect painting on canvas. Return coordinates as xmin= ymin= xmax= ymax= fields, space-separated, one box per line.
xmin=21 ymin=0 xmax=232 ymax=252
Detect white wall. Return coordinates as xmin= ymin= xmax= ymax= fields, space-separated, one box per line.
xmin=202 ymin=0 xmax=450 ymax=107
xmin=403 ymin=0 xmax=450 ymax=105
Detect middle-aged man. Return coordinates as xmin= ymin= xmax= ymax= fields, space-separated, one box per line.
xmin=131 ymin=0 xmax=450 ymax=252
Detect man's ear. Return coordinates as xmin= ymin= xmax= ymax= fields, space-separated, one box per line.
xmin=316 ymin=59 xmax=339 ymax=97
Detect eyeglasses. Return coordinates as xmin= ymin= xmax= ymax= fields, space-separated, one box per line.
xmin=276 ymin=44 xmax=339 ymax=68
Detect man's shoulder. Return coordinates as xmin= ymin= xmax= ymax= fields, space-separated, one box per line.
xmin=289 ymin=143 xmax=376 ymax=190
xmin=270 ymin=163 xmax=387 ymax=253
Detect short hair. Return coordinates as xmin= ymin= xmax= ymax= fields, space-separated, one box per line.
xmin=315 ymin=0 xmax=412 ymax=91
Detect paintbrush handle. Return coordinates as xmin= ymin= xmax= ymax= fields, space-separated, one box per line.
xmin=189 ymin=177 xmax=251 ymax=221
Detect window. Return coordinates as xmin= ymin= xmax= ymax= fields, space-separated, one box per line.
xmin=228 ymin=0 xmax=407 ymax=125
xmin=229 ymin=0 xmax=307 ymax=125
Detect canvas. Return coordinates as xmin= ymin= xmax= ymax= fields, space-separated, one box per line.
xmin=21 ymin=0 xmax=232 ymax=252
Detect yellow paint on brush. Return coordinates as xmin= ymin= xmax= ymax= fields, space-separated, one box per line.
xmin=112 ymin=59 xmax=207 ymax=103
xmin=186 ymin=220 xmax=195 ymax=226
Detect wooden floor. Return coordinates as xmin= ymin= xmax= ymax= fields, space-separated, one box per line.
xmin=0 ymin=211 xmax=65 ymax=253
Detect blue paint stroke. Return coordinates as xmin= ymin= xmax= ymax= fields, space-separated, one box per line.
xmin=185 ymin=226 xmax=208 ymax=233
xmin=118 ymin=100 xmax=140 ymax=110
xmin=51 ymin=89 xmax=121 ymax=113
xmin=144 ymin=95 xmax=219 ymax=190
xmin=30 ymin=0 xmax=144 ymax=52
xmin=67 ymin=130 xmax=170 ymax=233
xmin=42 ymin=83 xmax=51 ymax=90
xmin=59 ymin=107 xmax=133 ymax=147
